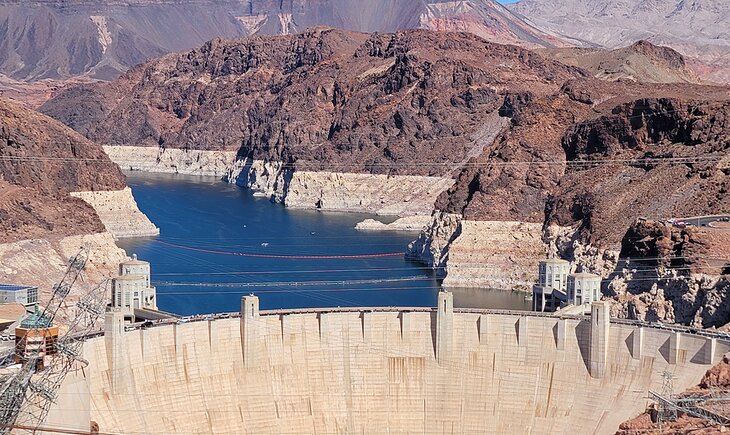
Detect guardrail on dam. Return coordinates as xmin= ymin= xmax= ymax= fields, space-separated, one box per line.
xmin=43 ymin=293 xmax=730 ymax=434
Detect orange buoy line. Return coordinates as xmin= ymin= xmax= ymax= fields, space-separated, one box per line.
xmin=153 ymin=240 xmax=404 ymax=259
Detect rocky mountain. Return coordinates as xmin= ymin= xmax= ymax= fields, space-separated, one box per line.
xmin=42 ymin=28 xmax=730 ymax=241
xmin=40 ymin=29 xmax=730 ymax=324
xmin=509 ymin=0 xmax=730 ymax=84
xmin=40 ymin=28 xmax=586 ymax=177
xmin=0 ymin=0 xmax=565 ymax=83
xmin=538 ymin=41 xmax=701 ymax=84
xmin=0 ymin=97 xmax=125 ymax=242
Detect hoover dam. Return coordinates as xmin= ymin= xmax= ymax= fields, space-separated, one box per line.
xmin=41 ymin=293 xmax=728 ymax=434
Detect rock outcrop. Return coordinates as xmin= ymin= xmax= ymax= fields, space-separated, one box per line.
xmin=355 ymin=216 xmax=432 ymax=232
xmin=407 ymin=213 xmax=547 ymax=289
xmin=70 ymin=188 xmax=159 ymax=239
xmin=103 ymin=145 xmax=237 ymax=177
xmin=600 ymin=220 xmax=730 ymax=328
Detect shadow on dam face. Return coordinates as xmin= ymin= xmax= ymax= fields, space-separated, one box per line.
xmin=43 ymin=302 xmax=729 ymax=435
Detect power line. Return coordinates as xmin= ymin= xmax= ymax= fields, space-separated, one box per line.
xmin=0 ymin=154 xmax=725 ymax=167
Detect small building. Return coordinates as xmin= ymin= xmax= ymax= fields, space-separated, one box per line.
xmin=14 ymin=309 xmax=58 ymax=370
xmin=111 ymin=255 xmax=157 ymax=321
xmin=567 ymin=272 xmax=603 ymax=306
xmin=532 ymin=259 xmax=570 ymax=312
xmin=0 ymin=284 xmax=38 ymax=308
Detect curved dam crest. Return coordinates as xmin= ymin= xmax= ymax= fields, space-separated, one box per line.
xmin=46 ymin=296 xmax=727 ymax=434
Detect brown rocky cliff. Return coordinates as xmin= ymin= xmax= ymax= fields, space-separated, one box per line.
xmin=547 ymin=96 xmax=730 ymax=247
xmin=41 ymin=29 xmax=586 ymax=178
xmin=0 ymin=97 xmax=125 ymax=243
xmin=0 ymin=97 xmax=126 ymax=193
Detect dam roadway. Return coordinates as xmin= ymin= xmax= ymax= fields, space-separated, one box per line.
xmin=43 ymin=295 xmax=729 ymax=434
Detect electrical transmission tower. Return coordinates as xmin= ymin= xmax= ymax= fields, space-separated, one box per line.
xmin=649 ymin=368 xmax=730 ymax=430
xmin=0 ymin=250 xmax=110 ymax=434
xmin=659 ymin=369 xmax=678 ymax=423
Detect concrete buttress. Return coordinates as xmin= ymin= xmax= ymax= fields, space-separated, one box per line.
xmin=669 ymin=331 xmax=682 ymax=365
xmin=241 ymin=295 xmax=260 ymax=367
xmin=631 ymin=327 xmax=644 ymax=360
xmin=104 ymin=309 xmax=126 ymax=393
xmin=589 ymin=301 xmax=610 ymax=379
xmin=556 ymin=318 xmax=566 ymax=350
xmin=436 ymin=291 xmax=453 ymax=365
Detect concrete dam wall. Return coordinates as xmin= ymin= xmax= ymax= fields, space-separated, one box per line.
xmin=47 ymin=295 xmax=729 ymax=434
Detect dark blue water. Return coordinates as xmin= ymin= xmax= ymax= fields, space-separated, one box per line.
xmin=117 ymin=173 xmax=530 ymax=315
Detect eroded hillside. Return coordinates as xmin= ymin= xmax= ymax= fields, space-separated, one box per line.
xmin=41 ymin=29 xmax=730 ymax=246
xmin=40 ymin=29 xmax=586 ymax=177
xmin=0 ymin=97 xmax=126 ymax=242
xmin=510 ymin=0 xmax=730 ymax=84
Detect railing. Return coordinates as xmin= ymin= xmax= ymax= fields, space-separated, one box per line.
xmin=70 ymin=306 xmax=730 ymax=342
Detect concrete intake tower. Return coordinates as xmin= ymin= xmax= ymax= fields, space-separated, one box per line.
xmin=44 ymin=293 xmax=728 ymax=434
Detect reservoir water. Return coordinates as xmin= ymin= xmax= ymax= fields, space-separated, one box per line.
xmin=117 ymin=173 xmax=530 ymax=315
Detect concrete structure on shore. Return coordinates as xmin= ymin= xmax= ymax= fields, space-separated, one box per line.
xmin=42 ymin=293 xmax=729 ymax=434
xmin=533 ymin=260 xmax=604 ymax=312
xmin=110 ymin=255 xmax=157 ymax=321
xmin=567 ymin=272 xmax=602 ymax=306
xmin=532 ymin=258 xmax=570 ymax=311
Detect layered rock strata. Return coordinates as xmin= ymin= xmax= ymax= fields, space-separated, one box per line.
xmin=407 ymin=213 xmax=547 ymax=289
xmin=355 ymin=216 xmax=432 ymax=232
xmin=229 ymin=159 xmax=454 ymax=215
xmin=70 ymin=188 xmax=159 ymax=238
xmin=103 ymin=145 xmax=237 ymax=177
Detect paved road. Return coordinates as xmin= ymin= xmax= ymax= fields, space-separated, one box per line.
xmin=671 ymin=215 xmax=730 ymax=228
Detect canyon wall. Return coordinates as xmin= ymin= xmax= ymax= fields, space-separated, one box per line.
xmin=229 ymin=159 xmax=454 ymax=215
xmin=103 ymin=145 xmax=237 ymax=177
xmin=407 ymin=214 xmax=548 ymax=289
xmin=70 ymin=188 xmax=159 ymax=239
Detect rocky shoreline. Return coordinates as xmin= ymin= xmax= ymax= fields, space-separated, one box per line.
xmin=70 ymin=188 xmax=159 ymax=239
xmin=407 ymin=213 xmax=548 ymax=290
xmin=228 ymin=158 xmax=454 ymax=216
xmin=103 ymin=145 xmax=237 ymax=177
